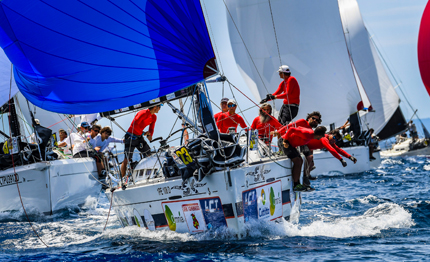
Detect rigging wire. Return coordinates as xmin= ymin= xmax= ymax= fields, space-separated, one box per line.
xmin=103 ymin=189 xmax=115 ymax=232
xmin=7 ymin=64 xmax=49 ymax=248
xmin=268 ymin=0 xmax=282 ymax=66
xmin=222 ymin=0 xmax=270 ymax=94
xmin=370 ymin=34 xmax=424 ymax=123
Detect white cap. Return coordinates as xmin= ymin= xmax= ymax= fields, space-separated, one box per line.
xmin=228 ymin=99 xmax=236 ymax=105
xmin=34 ymin=119 xmax=40 ymax=125
xmin=277 ymin=65 xmax=290 ymax=74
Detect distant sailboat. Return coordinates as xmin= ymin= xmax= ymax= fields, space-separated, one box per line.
xmin=380 ymin=0 xmax=430 ymax=157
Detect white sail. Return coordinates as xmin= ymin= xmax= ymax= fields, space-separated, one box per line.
xmin=226 ymin=0 xmax=365 ymax=127
xmin=338 ymin=0 xmax=401 ymax=134
xmin=0 ymin=50 xmax=18 ymax=107
xmin=15 ymin=92 xmax=81 ymax=135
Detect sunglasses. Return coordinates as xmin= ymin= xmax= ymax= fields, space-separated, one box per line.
xmin=311 ymin=116 xmax=321 ymax=123
xmin=92 ymin=129 xmax=100 ymax=133
xmin=228 ymin=104 xmax=236 ymax=108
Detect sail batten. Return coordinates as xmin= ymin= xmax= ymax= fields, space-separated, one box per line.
xmin=0 ymin=0 xmax=217 ymax=114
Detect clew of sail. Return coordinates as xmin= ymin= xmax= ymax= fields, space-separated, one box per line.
xmin=338 ymin=0 xmax=406 ymax=139
xmin=226 ymin=0 xmax=364 ymax=128
xmin=0 ymin=0 xmax=218 ymax=114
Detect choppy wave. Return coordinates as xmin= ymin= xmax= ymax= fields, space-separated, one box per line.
xmin=1 ymin=155 xmax=429 ymax=260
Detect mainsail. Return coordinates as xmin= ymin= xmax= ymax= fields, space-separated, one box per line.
xmin=0 ymin=0 xmax=217 ymax=114
xmin=338 ymin=0 xmax=406 ymax=139
xmin=226 ymin=0 xmax=365 ymax=128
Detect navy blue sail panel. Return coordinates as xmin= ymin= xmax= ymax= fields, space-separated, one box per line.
xmin=0 ymin=0 xmax=217 ymax=114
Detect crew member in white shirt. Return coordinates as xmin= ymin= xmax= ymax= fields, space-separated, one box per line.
xmin=57 ymin=129 xmax=72 ymax=155
xmin=92 ymin=126 xmax=124 ymax=153
xmin=71 ymin=122 xmax=103 ymax=176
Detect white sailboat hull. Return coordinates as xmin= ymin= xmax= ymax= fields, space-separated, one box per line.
xmin=381 ymin=139 xmax=430 ymax=157
xmin=106 ymin=158 xmax=301 ymax=236
xmin=311 ymin=146 xmax=381 ymax=176
xmin=0 ymin=158 xmax=100 ymax=215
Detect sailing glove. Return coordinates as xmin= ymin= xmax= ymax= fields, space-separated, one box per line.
xmin=340 ymin=159 xmax=347 ymax=167
xmin=349 ymin=156 xmax=357 ymax=163
xmin=260 ymin=98 xmax=268 ymax=104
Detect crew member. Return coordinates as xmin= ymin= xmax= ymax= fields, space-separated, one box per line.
xmin=250 ymin=103 xmax=282 ymax=145
xmin=121 ymin=104 xmax=161 ymax=177
xmin=214 ymin=97 xmax=229 ymax=123
xmin=74 ymin=124 xmax=103 ymax=176
xmin=93 ymin=126 xmax=124 ymax=153
xmin=282 ymin=126 xmax=327 ymax=192
xmin=306 ymin=130 xmax=357 ymax=172
xmin=260 ymin=65 xmax=300 ymax=125
xmin=271 ymin=111 xmax=322 ymax=185
xmin=217 ymin=99 xmax=247 ymax=133
xmin=273 ymin=111 xmax=322 ymax=136
xmin=57 ymin=129 xmax=72 ymax=154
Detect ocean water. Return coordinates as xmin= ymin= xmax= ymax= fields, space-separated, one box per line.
xmin=0 ymin=156 xmax=429 ymax=261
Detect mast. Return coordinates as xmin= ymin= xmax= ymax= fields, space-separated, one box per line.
xmin=0 ymin=98 xmax=21 ymax=138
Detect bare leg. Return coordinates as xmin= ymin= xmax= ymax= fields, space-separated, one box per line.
xmin=96 ymin=162 xmax=102 ymax=176
xmin=292 ymin=157 xmax=303 ymax=183
xmin=121 ymin=159 xmax=128 ymax=178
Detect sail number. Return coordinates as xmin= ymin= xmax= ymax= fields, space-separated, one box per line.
xmin=175 ymin=147 xmax=193 ymax=165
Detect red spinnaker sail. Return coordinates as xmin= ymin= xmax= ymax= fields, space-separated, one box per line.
xmin=418 ymin=2 xmax=430 ymax=97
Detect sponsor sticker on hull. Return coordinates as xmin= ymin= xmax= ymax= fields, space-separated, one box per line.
xmin=242 ymin=180 xmax=282 ymax=222
xmin=162 ymin=197 xmax=226 ymax=234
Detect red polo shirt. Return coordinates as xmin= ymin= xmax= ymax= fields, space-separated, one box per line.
xmin=251 ymin=116 xmax=283 ymax=143
xmin=272 ymin=76 xmax=300 ymax=105
xmin=217 ymin=112 xmax=247 ymax=133
xmin=127 ymin=109 xmax=157 ymax=136
xmin=282 ymin=127 xmax=314 ymax=148
xmin=307 ymin=134 xmax=351 ymax=160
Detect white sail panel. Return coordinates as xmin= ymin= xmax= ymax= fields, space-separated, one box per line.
xmin=0 ymin=50 xmax=18 ymax=107
xmin=226 ymin=0 xmax=363 ymax=127
xmin=338 ymin=0 xmax=400 ymax=134
xmin=16 ymin=92 xmax=81 ymax=135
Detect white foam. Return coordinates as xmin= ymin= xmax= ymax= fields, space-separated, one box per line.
xmin=279 ymin=203 xmax=414 ymax=238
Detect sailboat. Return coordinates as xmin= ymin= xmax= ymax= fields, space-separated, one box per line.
xmin=0 ymin=49 xmax=101 ymax=214
xmin=0 ymin=0 xmax=303 ymax=235
xmin=379 ymin=0 xmax=430 ymax=157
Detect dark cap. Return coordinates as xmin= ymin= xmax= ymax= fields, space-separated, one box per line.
xmin=81 ymin=122 xmax=90 ymax=128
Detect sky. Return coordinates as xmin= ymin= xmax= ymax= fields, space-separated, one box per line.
xmin=2 ymin=0 xmax=429 ymax=149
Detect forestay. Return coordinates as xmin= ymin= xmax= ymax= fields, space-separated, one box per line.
xmin=338 ymin=0 xmax=404 ymax=138
xmin=226 ymin=0 xmax=364 ymax=128
xmin=0 ymin=0 xmax=217 ymax=114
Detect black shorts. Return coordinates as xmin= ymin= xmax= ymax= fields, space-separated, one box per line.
xmin=281 ymin=143 xmax=300 ymax=159
xmin=301 ymin=145 xmax=312 ymax=157
xmin=73 ymin=150 xmax=101 ymax=162
xmin=278 ymin=104 xmax=299 ymax=125
xmin=124 ymin=134 xmax=151 ymax=160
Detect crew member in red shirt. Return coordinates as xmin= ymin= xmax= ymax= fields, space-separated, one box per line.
xmin=121 ymin=104 xmax=161 ymax=177
xmin=260 ymin=65 xmax=300 ymax=125
xmin=306 ymin=130 xmax=357 ymax=172
xmin=250 ymin=103 xmax=282 ymax=145
xmin=217 ymin=99 xmax=248 ymax=133
xmin=214 ymin=97 xmax=229 ymax=122
xmin=273 ymin=111 xmax=322 ymax=137
xmin=272 ymin=111 xmax=322 ymax=186
xmin=282 ymin=126 xmax=326 ymax=192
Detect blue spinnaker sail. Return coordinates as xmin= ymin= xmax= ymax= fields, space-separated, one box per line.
xmin=0 ymin=0 xmax=217 ymax=114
